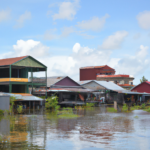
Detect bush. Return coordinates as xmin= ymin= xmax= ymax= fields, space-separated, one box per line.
xmin=45 ymin=96 xmax=59 ymax=110
xmin=17 ymin=105 xmax=23 ymax=114
xmin=0 ymin=110 xmax=4 ymax=115
xmin=10 ymin=96 xmax=16 ymax=113
xmin=107 ymin=107 xmax=117 ymax=113
xmin=86 ymin=103 xmax=95 ymax=107
xmin=140 ymin=103 xmax=146 ymax=109
xmin=145 ymin=107 xmax=150 ymax=112
xmin=122 ymin=104 xmax=128 ymax=111
xmin=58 ymin=107 xmax=78 ymax=118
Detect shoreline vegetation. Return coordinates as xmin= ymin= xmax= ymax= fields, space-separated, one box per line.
xmin=45 ymin=96 xmax=95 ymax=118
xmin=122 ymin=103 xmax=150 ymax=112
xmin=107 ymin=103 xmax=150 ymax=113
xmin=1 ymin=95 xmax=150 ymax=117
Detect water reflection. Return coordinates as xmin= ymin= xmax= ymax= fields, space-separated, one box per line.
xmin=0 ymin=107 xmax=150 ymax=149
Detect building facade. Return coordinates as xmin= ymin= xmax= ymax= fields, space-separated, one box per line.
xmin=80 ymin=65 xmax=134 ymax=89
xmin=131 ymin=81 xmax=150 ymax=93
xmin=0 ymin=56 xmax=47 ymax=94
xmin=80 ymin=65 xmax=115 ymax=81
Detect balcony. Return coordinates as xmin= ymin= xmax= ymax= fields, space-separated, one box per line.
xmin=0 ymin=78 xmax=28 ymax=82
xmin=28 ymin=78 xmax=46 ymax=84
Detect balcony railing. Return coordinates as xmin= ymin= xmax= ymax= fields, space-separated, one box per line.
xmin=29 ymin=78 xmax=46 ymax=83
xmin=0 ymin=78 xmax=28 ymax=82
xmin=0 ymin=78 xmax=46 ymax=84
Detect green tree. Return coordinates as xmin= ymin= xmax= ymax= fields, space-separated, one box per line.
xmin=45 ymin=96 xmax=60 ymax=111
xmin=140 ymin=76 xmax=148 ymax=83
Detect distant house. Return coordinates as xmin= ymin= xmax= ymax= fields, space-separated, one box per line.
xmin=80 ymin=65 xmax=115 ymax=81
xmin=131 ymin=81 xmax=150 ymax=93
xmin=79 ymin=80 xmax=125 ymax=103
xmin=0 ymin=55 xmax=47 ymax=109
xmin=0 ymin=55 xmax=47 ymax=94
xmin=47 ymin=76 xmax=82 ymax=89
xmin=34 ymin=76 xmax=94 ymax=106
xmin=80 ymin=65 xmax=134 ymax=90
xmin=131 ymin=81 xmax=150 ymax=102
xmin=79 ymin=80 xmax=125 ymax=91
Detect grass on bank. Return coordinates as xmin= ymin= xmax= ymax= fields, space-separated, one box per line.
xmin=107 ymin=107 xmax=117 ymax=113
xmin=107 ymin=103 xmax=150 ymax=113
xmin=58 ymin=107 xmax=78 ymax=118
xmin=45 ymin=95 xmax=97 ymax=118
xmin=45 ymin=96 xmax=79 ymax=118
xmin=122 ymin=103 xmax=150 ymax=112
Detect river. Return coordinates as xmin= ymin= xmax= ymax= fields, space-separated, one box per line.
xmin=0 ymin=107 xmax=150 ymax=150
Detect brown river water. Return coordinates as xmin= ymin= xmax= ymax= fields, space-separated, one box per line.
xmin=0 ymin=107 xmax=150 ymax=150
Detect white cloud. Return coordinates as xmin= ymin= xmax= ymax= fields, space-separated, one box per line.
xmin=77 ymin=32 xmax=95 ymax=39
xmin=77 ymin=14 xmax=109 ymax=31
xmin=61 ymin=26 xmax=75 ymax=37
xmin=1 ymin=40 xmax=149 ymax=84
xmin=137 ymin=11 xmax=150 ymax=29
xmin=44 ymin=27 xmax=74 ymax=40
xmin=0 ymin=9 xmax=11 ymax=23
xmin=133 ymin=33 xmax=141 ymax=40
xmin=15 ymin=11 xmax=31 ymax=28
xmin=52 ymin=0 xmax=80 ymax=20
xmin=101 ymin=31 xmax=128 ymax=50
xmin=12 ymin=39 xmax=50 ymax=58
xmin=44 ymin=28 xmax=58 ymax=40
xmin=73 ymin=43 xmax=80 ymax=53
xmin=114 ymin=45 xmax=149 ymax=76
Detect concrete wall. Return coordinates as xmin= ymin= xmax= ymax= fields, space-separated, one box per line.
xmin=0 ymin=96 xmax=10 ymax=110
xmin=0 ymin=119 xmax=10 ymax=135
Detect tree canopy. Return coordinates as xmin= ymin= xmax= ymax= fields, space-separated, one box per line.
xmin=140 ymin=76 xmax=148 ymax=83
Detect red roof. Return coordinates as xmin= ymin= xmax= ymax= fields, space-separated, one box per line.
xmin=97 ymin=74 xmax=130 ymax=78
xmin=0 ymin=56 xmax=28 ymax=66
xmin=80 ymin=65 xmax=114 ymax=70
xmin=145 ymin=81 xmax=150 ymax=85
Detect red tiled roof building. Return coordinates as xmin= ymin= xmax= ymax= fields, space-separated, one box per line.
xmin=80 ymin=65 xmax=134 ymax=90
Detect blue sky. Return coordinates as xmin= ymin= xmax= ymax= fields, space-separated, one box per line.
xmin=0 ymin=0 xmax=150 ymax=84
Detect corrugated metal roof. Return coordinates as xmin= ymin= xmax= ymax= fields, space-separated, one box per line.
xmin=35 ymin=87 xmax=94 ymax=93
xmin=80 ymin=65 xmax=115 ymax=70
xmin=0 ymin=92 xmax=43 ymax=101
xmin=58 ymin=88 xmax=94 ymax=92
xmin=79 ymin=80 xmax=125 ymax=91
xmin=41 ymin=76 xmax=81 ymax=87
xmin=117 ymin=90 xmax=150 ymax=95
xmin=40 ymin=76 xmax=66 ymax=87
xmin=0 ymin=56 xmax=28 ymax=66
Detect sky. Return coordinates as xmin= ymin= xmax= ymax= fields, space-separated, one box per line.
xmin=0 ymin=0 xmax=150 ymax=84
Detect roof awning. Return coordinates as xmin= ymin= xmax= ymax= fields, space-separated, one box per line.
xmin=0 ymin=92 xmax=43 ymax=101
